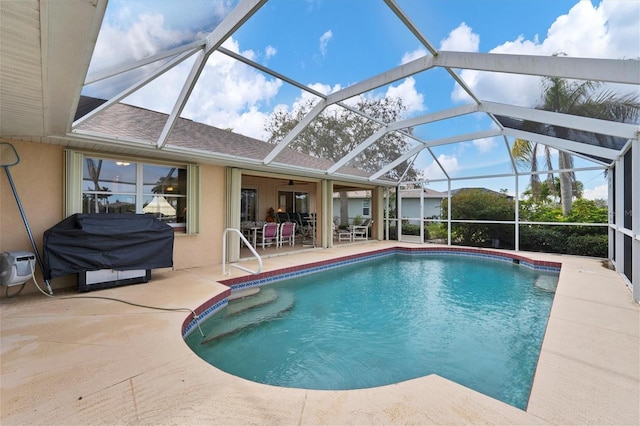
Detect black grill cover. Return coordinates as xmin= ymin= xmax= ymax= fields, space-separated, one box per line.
xmin=43 ymin=214 xmax=174 ymax=280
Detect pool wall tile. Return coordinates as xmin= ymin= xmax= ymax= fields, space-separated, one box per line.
xmin=182 ymin=246 xmax=561 ymax=337
xmin=182 ymin=288 xmax=230 ymax=338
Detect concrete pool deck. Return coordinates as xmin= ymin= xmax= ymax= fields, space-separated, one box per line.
xmin=1 ymin=242 xmax=638 ymax=425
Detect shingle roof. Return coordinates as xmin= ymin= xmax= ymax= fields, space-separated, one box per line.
xmin=76 ymin=97 xmax=378 ymax=181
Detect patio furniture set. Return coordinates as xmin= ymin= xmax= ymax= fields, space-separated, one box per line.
xmin=334 ymin=219 xmax=372 ymax=242
xmin=241 ymin=212 xmax=316 ymax=249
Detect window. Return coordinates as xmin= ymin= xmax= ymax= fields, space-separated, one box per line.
xmin=362 ymin=199 xmax=370 ymax=216
xmin=278 ymin=191 xmax=308 ymax=213
xmin=66 ymin=151 xmax=199 ymax=233
xmin=241 ymin=188 xmax=258 ymax=222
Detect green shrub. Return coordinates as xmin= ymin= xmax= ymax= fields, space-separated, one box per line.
xmin=565 ymin=199 xmax=608 ymax=223
xmin=402 ymin=224 xmax=421 ymax=236
xmin=519 ymin=225 xmax=607 ymax=257
xmin=428 ymin=222 xmax=448 ymax=239
xmin=387 ymin=226 xmax=397 ymax=240
xmin=443 ymin=189 xmax=515 ymax=248
xmin=565 ymin=234 xmax=607 ymax=257
xmin=519 ymin=226 xmax=566 ymax=253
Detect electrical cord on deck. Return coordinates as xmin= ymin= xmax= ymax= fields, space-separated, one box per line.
xmin=28 ymin=260 xmax=204 ymax=337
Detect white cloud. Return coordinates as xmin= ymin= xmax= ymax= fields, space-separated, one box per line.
xmin=265 ymin=45 xmax=277 ymax=60
xmin=319 ymin=78 xmax=425 ymax=117
xmin=319 ymin=30 xmax=333 ymax=56
xmin=440 ymin=22 xmax=480 ymax=52
xmin=183 ymin=38 xmax=282 ymax=138
xmin=401 ymin=47 xmax=428 ymax=64
xmin=384 ymin=77 xmax=425 ymax=115
xmin=307 ymin=82 xmax=342 ymax=96
xmin=450 ymin=1 xmax=640 ymax=106
xmin=423 ymin=154 xmax=459 ymax=179
xmin=122 ymin=36 xmax=282 ymax=140
xmin=472 ymin=137 xmax=497 ymax=154
xmin=583 ymin=183 xmax=608 ymax=200
xmin=89 ymin=13 xmax=194 ymax=73
xmin=268 ymin=82 xmax=341 ymax=120
xmin=89 ymin=9 xmax=285 ymax=140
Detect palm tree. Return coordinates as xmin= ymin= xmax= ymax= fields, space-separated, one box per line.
xmin=512 ymin=72 xmax=640 ymax=215
xmin=512 ymin=138 xmax=555 ymax=202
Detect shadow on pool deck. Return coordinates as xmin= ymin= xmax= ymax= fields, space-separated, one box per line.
xmin=1 ymin=241 xmax=638 ymax=425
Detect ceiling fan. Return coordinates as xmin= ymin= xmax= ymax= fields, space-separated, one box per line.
xmin=279 ymin=178 xmax=310 ymax=186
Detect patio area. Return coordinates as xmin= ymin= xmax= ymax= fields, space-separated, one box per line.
xmin=1 ymin=241 xmax=638 ymax=425
xmin=238 ymin=229 xmax=370 ymax=259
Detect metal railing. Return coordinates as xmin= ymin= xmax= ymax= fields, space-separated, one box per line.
xmin=222 ymin=228 xmax=263 ymax=275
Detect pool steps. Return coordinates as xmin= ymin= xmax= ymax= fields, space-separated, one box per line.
xmin=228 ymin=287 xmax=260 ymax=301
xmin=200 ymin=289 xmax=294 ymax=344
xmin=534 ymin=274 xmax=558 ymax=292
xmin=227 ymin=287 xmax=278 ymax=316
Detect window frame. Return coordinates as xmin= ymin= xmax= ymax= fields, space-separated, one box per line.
xmin=362 ymin=198 xmax=371 ymax=216
xmin=240 ymin=187 xmax=259 ymax=222
xmin=277 ymin=190 xmax=309 ymax=214
xmin=65 ymin=150 xmax=199 ymax=234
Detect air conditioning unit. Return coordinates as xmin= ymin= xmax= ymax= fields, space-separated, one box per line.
xmin=0 ymin=251 xmax=35 ymax=287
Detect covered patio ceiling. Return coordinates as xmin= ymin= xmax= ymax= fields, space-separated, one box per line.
xmin=0 ymin=0 xmax=638 ymax=188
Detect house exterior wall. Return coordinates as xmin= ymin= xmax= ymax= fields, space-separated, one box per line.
xmin=0 ymin=139 xmax=225 ymax=296
xmin=400 ymin=198 xmax=444 ymax=220
xmin=332 ymin=195 xmax=443 ymax=225
xmin=331 ymin=197 xmax=371 ymax=224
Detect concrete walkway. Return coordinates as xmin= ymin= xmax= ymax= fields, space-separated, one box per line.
xmin=1 ymin=242 xmax=638 ymax=425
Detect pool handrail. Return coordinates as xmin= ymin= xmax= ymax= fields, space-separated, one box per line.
xmin=222 ymin=228 xmax=263 ymax=275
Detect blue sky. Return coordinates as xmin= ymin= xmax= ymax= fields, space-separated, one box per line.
xmin=86 ymin=0 xmax=640 ymax=199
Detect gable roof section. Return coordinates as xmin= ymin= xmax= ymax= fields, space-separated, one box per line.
xmin=74 ymin=97 xmax=378 ymax=182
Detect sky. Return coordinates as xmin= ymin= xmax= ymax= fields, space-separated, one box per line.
xmin=84 ymin=0 xmax=640 ymax=200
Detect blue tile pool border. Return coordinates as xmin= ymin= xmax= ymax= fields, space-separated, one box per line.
xmin=182 ymin=246 xmax=561 ymax=338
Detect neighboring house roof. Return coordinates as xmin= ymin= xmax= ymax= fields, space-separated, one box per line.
xmin=75 ymin=97 xmax=384 ymax=183
xmin=398 ymin=188 xmax=448 ymax=199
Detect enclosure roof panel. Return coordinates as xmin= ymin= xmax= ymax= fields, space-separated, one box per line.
xmin=1 ymin=0 xmax=638 ymax=188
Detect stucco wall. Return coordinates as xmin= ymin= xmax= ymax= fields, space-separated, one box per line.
xmin=1 ymin=140 xmax=65 ymax=293
xmin=172 ymin=164 xmax=225 ymax=270
xmin=0 ymin=139 xmax=225 ymax=296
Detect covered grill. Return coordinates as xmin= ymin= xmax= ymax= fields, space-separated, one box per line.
xmin=43 ymin=213 xmax=174 ymax=291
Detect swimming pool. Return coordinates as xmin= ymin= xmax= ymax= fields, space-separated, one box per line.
xmin=184 ymin=248 xmax=559 ymax=410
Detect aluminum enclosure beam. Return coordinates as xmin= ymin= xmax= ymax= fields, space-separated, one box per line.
xmin=327 ymin=104 xmax=480 ymax=174
xmin=503 ymin=128 xmax=620 ymax=160
xmin=84 ymin=40 xmax=205 ymax=85
xmin=325 ymin=54 xmax=438 ymax=106
xmin=435 ymin=51 xmax=640 ymax=85
xmin=480 ymin=101 xmax=639 ymax=139
xmin=74 ymin=50 xmax=197 ymax=128
xmin=156 ymin=0 xmax=267 ymax=149
xmin=369 ymin=143 xmax=425 ymax=181
xmin=424 ymin=129 xmax=502 ymax=148
xmin=263 ymin=99 xmax=328 ymax=164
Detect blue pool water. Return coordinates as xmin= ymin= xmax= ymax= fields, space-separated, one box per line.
xmin=186 ymin=254 xmax=557 ymax=409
